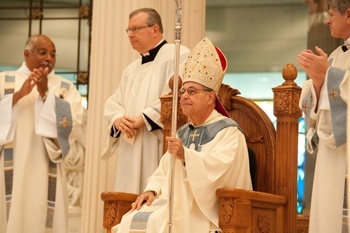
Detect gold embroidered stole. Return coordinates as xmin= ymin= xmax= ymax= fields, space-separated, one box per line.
xmin=2 ymin=145 xmax=13 ymax=220
xmin=3 ymin=75 xmax=15 ymax=219
xmin=46 ymin=160 xmax=57 ymax=229
xmin=129 ymin=199 xmax=167 ymax=232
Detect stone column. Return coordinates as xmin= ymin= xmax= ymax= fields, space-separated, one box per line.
xmin=80 ymin=1 xmax=205 ymax=232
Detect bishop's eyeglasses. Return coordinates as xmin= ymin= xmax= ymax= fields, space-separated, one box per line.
xmin=179 ymin=87 xmax=213 ymax=96
xmin=125 ymin=25 xmax=154 ymax=34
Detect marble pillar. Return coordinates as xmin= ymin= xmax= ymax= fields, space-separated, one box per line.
xmin=80 ymin=1 xmax=205 ymax=232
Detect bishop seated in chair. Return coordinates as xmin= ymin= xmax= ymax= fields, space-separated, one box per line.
xmin=113 ymin=37 xmax=252 ymax=233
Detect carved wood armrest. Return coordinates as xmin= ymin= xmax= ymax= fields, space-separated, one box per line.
xmin=216 ymin=188 xmax=287 ymax=233
xmin=101 ymin=192 xmax=138 ymax=233
xmin=216 ymin=188 xmax=287 ymax=204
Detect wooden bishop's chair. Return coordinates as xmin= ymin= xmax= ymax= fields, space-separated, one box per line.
xmin=101 ymin=64 xmax=309 ymax=233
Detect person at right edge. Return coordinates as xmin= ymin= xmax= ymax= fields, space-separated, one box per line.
xmin=297 ymin=0 xmax=349 ymax=232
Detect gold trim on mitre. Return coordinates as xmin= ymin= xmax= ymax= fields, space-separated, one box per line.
xmin=183 ymin=37 xmax=227 ymax=95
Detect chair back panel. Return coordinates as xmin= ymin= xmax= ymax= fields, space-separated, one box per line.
xmin=218 ymin=84 xmax=276 ymax=194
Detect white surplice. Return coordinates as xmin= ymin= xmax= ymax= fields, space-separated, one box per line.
xmin=103 ymin=43 xmax=190 ymax=194
xmin=114 ymin=110 xmax=252 ymax=233
xmin=0 ymin=63 xmax=84 ymax=233
xmin=300 ymin=44 xmax=349 ymax=233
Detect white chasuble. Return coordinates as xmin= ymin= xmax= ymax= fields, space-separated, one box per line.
xmin=300 ymin=46 xmax=349 ymax=233
xmin=342 ymin=57 xmax=350 ymax=233
xmin=0 ymin=63 xmax=84 ymax=233
xmin=114 ymin=111 xmax=252 ymax=233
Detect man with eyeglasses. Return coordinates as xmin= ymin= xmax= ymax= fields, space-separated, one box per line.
xmin=0 ymin=34 xmax=84 ymax=233
xmin=113 ymin=37 xmax=252 ymax=233
xmin=103 ymin=8 xmax=190 ymax=194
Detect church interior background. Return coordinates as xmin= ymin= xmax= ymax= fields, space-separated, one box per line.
xmin=0 ymin=0 xmax=344 ymax=232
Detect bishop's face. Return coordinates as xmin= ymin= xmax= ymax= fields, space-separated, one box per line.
xmin=127 ymin=12 xmax=156 ymax=54
xmin=180 ymin=82 xmax=215 ymax=125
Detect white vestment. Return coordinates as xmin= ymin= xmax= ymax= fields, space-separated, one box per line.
xmin=300 ymin=45 xmax=349 ymax=233
xmin=114 ymin=110 xmax=252 ymax=233
xmin=0 ymin=63 xmax=84 ymax=233
xmin=103 ymin=43 xmax=190 ymax=194
xmin=344 ymin=54 xmax=350 ymax=233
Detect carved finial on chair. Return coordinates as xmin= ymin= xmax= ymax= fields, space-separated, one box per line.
xmin=282 ymin=63 xmax=298 ymax=85
xmin=168 ymin=76 xmax=183 ymax=94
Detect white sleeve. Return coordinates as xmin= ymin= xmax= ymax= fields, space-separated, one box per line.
xmin=34 ymin=91 xmax=58 ymax=138
xmin=0 ymin=94 xmax=17 ymax=144
xmin=318 ymin=69 xmax=331 ymax=111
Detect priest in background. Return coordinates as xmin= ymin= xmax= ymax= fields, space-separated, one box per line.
xmin=103 ymin=8 xmax=190 ymax=194
xmin=0 ymin=34 xmax=84 ymax=233
xmin=297 ymin=0 xmax=350 ymax=232
xmin=114 ymin=37 xmax=252 ymax=233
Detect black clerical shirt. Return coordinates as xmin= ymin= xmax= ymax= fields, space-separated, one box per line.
xmin=342 ymin=45 xmax=348 ymax=52
xmin=141 ymin=40 xmax=167 ymax=64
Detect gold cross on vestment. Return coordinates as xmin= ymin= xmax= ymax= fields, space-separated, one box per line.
xmin=329 ymin=86 xmax=339 ymax=101
xmin=190 ymin=130 xmax=200 ymax=142
xmin=59 ymin=116 xmax=72 ymax=129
